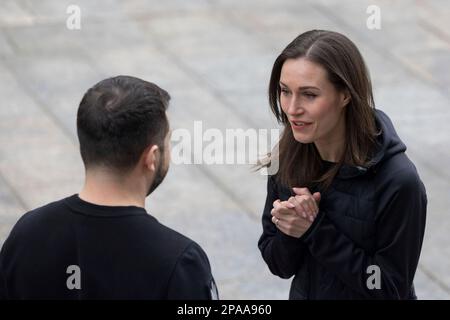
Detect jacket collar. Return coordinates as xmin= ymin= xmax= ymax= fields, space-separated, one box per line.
xmin=335 ymin=108 xmax=406 ymax=180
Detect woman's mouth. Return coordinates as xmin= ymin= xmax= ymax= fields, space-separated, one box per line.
xmin=291 ymin=120 xmax=313 ymax=130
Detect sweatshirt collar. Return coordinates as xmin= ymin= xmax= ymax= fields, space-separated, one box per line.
xmin=64 ymin=194 xmax=148 ymax=217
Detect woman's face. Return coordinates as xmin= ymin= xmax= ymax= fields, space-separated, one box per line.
xmin=279 ymin=58 xmax=349 ymax=146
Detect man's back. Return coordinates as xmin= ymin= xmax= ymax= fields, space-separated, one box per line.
xmin=0 ymin=195 xmax=216 ymax=300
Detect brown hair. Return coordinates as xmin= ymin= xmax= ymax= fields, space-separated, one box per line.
xmin=266 ymin=30 xmax=379 ymax=191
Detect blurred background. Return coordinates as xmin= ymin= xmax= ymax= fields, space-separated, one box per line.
xmin=0 ymin=0 xmax=449 ymax=299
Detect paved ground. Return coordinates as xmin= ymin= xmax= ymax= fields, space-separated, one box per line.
xmin=0 ymin=0 xmax=449 ymax=299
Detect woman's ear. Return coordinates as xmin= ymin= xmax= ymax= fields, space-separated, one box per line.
xmin=341 ymin=89 xmax=351 ymax=108
xmin=144 ymin=145 xmax=160 ymax=172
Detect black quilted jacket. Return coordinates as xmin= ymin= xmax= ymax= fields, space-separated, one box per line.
xmin=258 ymin=109 xmax=427 ymax=299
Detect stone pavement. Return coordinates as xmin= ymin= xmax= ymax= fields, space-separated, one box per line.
xmin=0 ymin=0 xmax=449 ymax=299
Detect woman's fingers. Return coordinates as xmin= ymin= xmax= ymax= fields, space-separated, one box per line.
xmin=312 ymin=192 xmax=321 ymax=204
xmin=288 ymin=197 xmax=306 ymax=218
xmin=272 ymin=199 xmax=281 ymax=210
xmin=293 ymin=187 xmax=312 ymax=196
xmin=301 ymin=196 xmax=315 ymax=218
xmin=272 ymin=200 xmax=295 ymax=219
xmin=271 ymin=197 xmax=319 ymax=237
xmin=273 ymin=197 xmax=317 ymax=222
xmin=272 ymin=212 xmax=314 ymax=238
xmin=271 ymin=215 xmax=283 ymax=228
xmin=273 ymin=199 xmax=295 ymax=211
xmin=310 ymin=196 xmax=319 ymax=212
xmin=292 ymin=187 xmax=321 ymax=219
xmin=285 ymin=197 xmax=296 ymax=209
xmin=293 ymin=195 xmax=315 ymax=220
xmin=308 ymin=197 xmax=318 ymax=217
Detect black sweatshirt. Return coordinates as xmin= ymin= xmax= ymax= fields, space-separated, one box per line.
xmin=0 ymin=195 xmax=217 ymax=300
xmin=258 ymin=109 xmax=427 ymax=299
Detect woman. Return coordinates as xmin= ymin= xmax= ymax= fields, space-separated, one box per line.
xmin=258 ymin=30 xmax=427 ymax=299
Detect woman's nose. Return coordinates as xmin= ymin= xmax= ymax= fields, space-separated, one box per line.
xmin=286 ymin=96 xmax=304 ymax=116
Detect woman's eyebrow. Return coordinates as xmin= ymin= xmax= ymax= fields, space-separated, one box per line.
xmin=279 ymin=81 xmax=319 ymax=90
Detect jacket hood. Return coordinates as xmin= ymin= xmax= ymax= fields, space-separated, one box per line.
xmin=337 ymin=108 xmax=406 ymax=179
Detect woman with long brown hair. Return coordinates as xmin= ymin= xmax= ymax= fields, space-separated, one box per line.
xmin=258 ymin=30 xmax=427 ymax=299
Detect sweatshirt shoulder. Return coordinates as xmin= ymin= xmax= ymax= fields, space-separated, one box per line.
xmin=166 ymin=238 xmax=215 ymax=299
xmin=0 ymin=198 xmax=70 ymax=254
xmin=11 ymin=198 xmax=69 ymax=231
xmin=147 ymin=219 xmax=208 ymax=258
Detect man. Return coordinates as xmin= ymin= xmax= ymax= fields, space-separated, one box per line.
xmin=0 ymin=75 xmax=218 ymax=299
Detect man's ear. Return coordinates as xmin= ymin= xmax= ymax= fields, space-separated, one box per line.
xmin=144 ymin=145 xmax=160 ymax=172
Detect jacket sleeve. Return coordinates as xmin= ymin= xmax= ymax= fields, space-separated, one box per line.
xmin=302 ymin=170 xmax=427 ymax=299
xmin=166 ymin=242 xmax=218 ymax=300
xmin=0 ymin=234 xmax=10 ymax=300
xmin=0 ymin=261 xmax=5 ymax=300
xmin=258 ymin=175 xmax=309 ymax=279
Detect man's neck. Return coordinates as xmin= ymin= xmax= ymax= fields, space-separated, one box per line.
xmin=79 ymin=171 xmax=146 ymax=208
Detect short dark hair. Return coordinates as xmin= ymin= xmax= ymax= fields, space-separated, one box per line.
xmin=77 ymin=75 xmax=170 ymax=172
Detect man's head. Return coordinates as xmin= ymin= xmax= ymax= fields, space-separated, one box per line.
xmin=77 ymin=75 xmax=170 ymax=196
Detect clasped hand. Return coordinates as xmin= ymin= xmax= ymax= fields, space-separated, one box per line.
xmin=271 ymin=187 xmax=321 ymax=238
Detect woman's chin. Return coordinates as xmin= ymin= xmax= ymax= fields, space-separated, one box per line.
xmin=292 ymin=132 xmax=313 ymax=144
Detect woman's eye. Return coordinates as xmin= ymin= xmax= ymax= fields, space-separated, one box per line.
xmin=280 ymin=89 xmax=290 ymax=95
xmin=303 ymin=93 xmax=317 ymax=99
